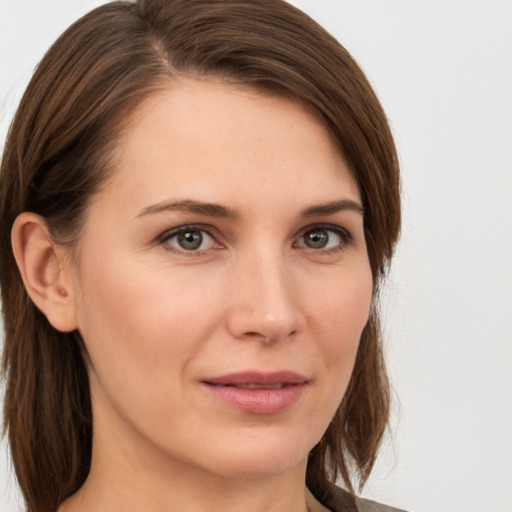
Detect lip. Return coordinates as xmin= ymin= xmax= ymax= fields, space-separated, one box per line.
xmin=202 ymin=371 xmax=308 ymax=415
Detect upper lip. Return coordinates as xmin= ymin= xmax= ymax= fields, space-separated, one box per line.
xmin=203 ymin=371 xmax=308 ymax=387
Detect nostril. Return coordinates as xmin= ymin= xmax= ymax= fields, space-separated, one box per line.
xmin=244 ymin=331 xmax=270 ymax=343
xmin=242 ymin=329 xmax=297 ymax=345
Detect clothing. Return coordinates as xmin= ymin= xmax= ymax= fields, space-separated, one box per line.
xmin=313 ymin=481 xmax=407 ymax=512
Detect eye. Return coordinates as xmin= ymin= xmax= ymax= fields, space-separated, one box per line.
xmin=160 ymin=226 xmax=217 ymax=252
xmin=296 ymin=226 xmax=351 ymax=251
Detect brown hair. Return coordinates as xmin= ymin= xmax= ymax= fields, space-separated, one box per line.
xmin=0 ymin=1 xmax=400 ymax=511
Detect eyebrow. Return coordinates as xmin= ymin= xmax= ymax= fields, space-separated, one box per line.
xmin=136 ymin=198 xmax=364 ymax=220
xmin=136 ymin=199 xmax=239 ymax=219
xmin=299 ymin=199 xmax=365 ymax=218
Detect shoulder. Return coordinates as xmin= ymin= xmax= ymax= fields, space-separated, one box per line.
xmin=355 ymin=495 xmax=408 ymax=512
xmin=310 ymin=481 xmax=407 ymax=512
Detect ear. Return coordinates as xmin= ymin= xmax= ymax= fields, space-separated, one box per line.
xmin=11 ymin=212 xmax=79 ymax=332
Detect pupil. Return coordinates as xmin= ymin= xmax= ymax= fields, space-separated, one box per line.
xmin=178 ymin=231 xmax=202 ymax=250
xmin=305 ymin=230 xmax=328 ymax=249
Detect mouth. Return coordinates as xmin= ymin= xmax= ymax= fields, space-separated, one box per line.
xmin=202 ymin=371 xmax=308 ymax=414
xmin=214 ymin=382 xmax=289 ymax=390
xmin=203 ymin=370 xmax=308 ymax=388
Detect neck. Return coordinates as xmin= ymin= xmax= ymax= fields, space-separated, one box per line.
xmin=59 ymin=424 xmax=313 ymax=512
xmin=61 ymin=463 xmax=312 ymax=512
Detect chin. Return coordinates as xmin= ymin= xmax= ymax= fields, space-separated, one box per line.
xmin=182 ymin=429 xmax=315 ymax=480
xmin=209 ymin=451 xmax=307 ymax=480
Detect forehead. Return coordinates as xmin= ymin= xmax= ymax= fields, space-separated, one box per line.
xmin=103 ymin=78 xmax=360 ymax=214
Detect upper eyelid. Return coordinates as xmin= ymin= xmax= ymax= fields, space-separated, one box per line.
xmin=296 ymin=223 xmax=352 ymax=239
xmin=159 ymin=222 xmax=351 ymax=235
xmin=159 ymin=223 xmax=218 ymax=240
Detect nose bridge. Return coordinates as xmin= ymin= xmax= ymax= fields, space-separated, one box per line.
xmin=227 ymin=246 xmax=301 ymax=343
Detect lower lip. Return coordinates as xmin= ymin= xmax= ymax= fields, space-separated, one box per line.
xmin=204 ymin=383 xmax=306 ymax=414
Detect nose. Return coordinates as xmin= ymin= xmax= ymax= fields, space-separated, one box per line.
xmin=225 ymin=251 xmax=303 ymax=345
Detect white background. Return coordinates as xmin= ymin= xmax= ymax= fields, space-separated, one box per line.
xmin=1 ymin=1 xmax=511 ymax=511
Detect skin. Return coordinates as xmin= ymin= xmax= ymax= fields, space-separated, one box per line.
xmin=15 ymin=79 xmax=373 ymax=512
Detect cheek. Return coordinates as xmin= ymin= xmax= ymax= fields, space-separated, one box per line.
xmin=305 ymin=264 xmax=373 ymax=378
xmin=73 ymin=252 xmax=224 ymax=390
xmin=73 ymin=256 xmax=229 ymax=444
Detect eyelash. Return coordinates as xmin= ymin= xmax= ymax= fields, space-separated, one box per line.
xmin=295 ymin=224 xmax=353 ymax=253
xmin=158 ymin=223 xmax=353 ymax=255
xmin=159 ymin=224 xmax=220 ymax=255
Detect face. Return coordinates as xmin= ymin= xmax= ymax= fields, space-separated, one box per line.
xmin=69 ymin=79 xmax=373 ymax=481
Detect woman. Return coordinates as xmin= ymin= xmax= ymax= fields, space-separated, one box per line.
xmin=0 ymin=1 xmax=402 ymax=511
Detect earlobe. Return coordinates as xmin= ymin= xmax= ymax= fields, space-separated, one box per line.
xmin=11 ymin=212 xmax=79 ymax=332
